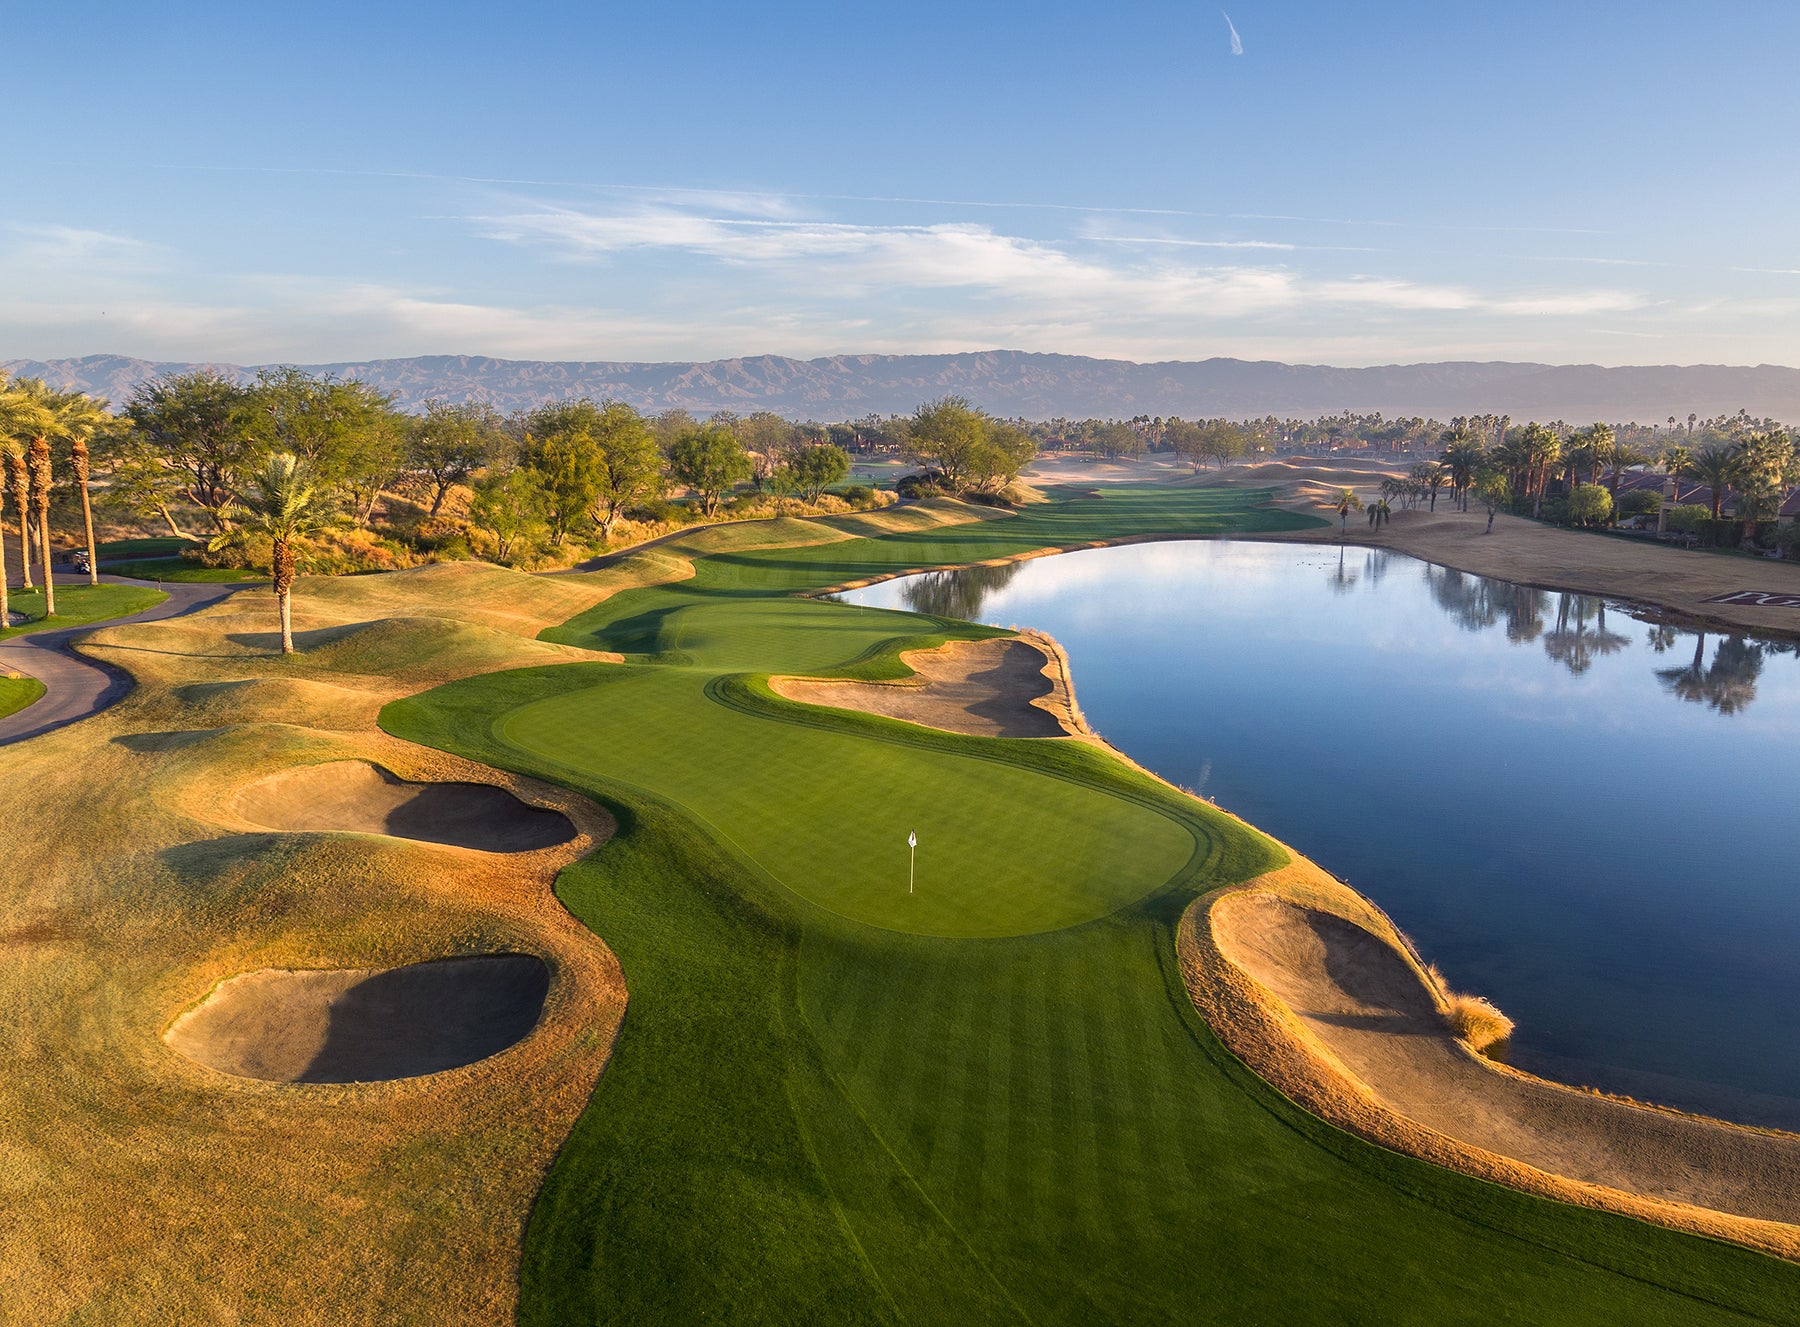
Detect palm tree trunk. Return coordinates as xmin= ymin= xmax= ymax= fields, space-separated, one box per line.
xmin=73 ymin=440 xmax=98 ymax=586
xmin=27 ymin=437 xmax=53 ymax=617
xmin=0 ymin=489 xmax=10 ymax=629
xmin=273 ymin=536 xmax=296 ymax=655
xmin=7 ymin=457 xmax=31 ymax=590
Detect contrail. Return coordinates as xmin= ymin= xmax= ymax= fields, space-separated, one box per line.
xmin=1222 ymin=11 xmax=1243 ymax=55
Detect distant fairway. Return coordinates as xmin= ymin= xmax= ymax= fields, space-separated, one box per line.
xmin=385 ymin=489 xmax=1800 ymax=1325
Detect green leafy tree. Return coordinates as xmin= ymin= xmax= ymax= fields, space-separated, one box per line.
xmin=668 ymin=427 xmax=751 ymax=515
xmin=212 ymin=453 xmax=336 ymax=654
xmin=248 ymin=369 xmax=398 ymax=508
xmin=788 ymin=444 xmax=850 ymax=501
xmin=968 ymin=422 xmax=1037 ymax=493
xmin=1163 ymin=419 xmax=1205 ymax=473
xmin=519 ymin=400 xmax=607 ymax=542
xmin=1410 ymin=461 xmax=1450 ymax=511
xmin=1198 ymin=420 xmax=1247 ymax=468
xmin=905 ymin=397 xmax=991 ymax=493
xmin=588 ymin=402 xmax=665 ymax=538
xmin=406 ymin=400 xmax=505 ymax=516
xmin=470 ymin=464 xmax=551 ymax=564
xmin=1091 ymin=422 xmax=1144 ymax=460
xmin=1567 ymin=483 xmax=1614 ymax=528
xmin=1475 ymin=471 xmax=1511 ymax=533
xmin=118 ymin=371 xmax=261 ymax=536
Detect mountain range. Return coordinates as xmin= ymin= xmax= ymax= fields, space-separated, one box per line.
xmin=6 ymin=351 xmax=1799 ymax=424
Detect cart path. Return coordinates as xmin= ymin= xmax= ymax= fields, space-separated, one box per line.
xmin=0 ymin=574 xmax=251 ymax=746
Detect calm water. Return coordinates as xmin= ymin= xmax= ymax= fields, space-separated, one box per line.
xmin=842 ymin=541 xmax=1800 ymax=1130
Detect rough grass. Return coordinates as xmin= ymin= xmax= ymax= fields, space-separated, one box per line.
xmin=383 ymin=486 xmax=1800 ymax=1325
xmin=0 ymin=673 xmax=45 ymax=718
xmin=0 ymin=560 xmax=627 ymax=1325
xmin=0 ymin=583 xmax=166 ymax=638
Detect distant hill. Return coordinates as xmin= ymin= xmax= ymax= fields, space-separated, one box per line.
xmin=6 ymin=350 xmax=1799 ymax=423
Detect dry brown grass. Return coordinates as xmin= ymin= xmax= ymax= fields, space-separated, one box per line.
xmin=1426 ymin=967 xmax=1516 ymax=1053
xmin=0 ymin=560 xmax=641 ymax=1324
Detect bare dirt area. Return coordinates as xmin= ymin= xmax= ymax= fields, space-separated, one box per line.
xmin=235 ymin=760 xmax=577 ymax=852
xmin=166 ymin=953 xmax=551 ymax=1083
xmin=1181 ymin=857 xmax=1800 ymax=1259
xmin=771 ymin=634 xmax=1081 ymax=738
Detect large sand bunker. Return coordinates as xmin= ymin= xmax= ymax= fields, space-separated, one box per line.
xmin=236 ymin=760 xmax=575 ymax=852
xmin=165 ymin=953 xmax=551 ymax=1083
xmin=771 ymin=636 xmax=1077 ymax=738
xmin=1207 ymin=892 xmax=1800 ymax=1230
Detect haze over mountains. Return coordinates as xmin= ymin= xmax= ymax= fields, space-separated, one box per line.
xmin=7 ymin=351 xmax=1799 ymax=424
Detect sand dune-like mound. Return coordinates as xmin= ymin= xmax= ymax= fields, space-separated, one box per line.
xmin=771 ymin=635 xmax=1077 ymax=738
xmin=1205 ymin=891 xmax=1800 ymax=1231
xmin=236 ymin=760 xmax=575 ymax=852
xmin=165 ymin=954 xmax=550 ymax=1083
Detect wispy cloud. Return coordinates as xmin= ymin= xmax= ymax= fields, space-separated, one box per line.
xmin=1222 ymin=11 xmax=1244 ymax=55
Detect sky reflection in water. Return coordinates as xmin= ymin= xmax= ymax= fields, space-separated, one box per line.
xmin=843 ymin=540 xmax=1800 ymax=1130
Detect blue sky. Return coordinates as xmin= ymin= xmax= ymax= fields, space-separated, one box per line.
xmin=7 ymin=0 xmax=1799 ymax=366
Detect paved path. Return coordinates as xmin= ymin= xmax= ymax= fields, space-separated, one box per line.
xmin=0 ymin=573 xmax=250 ymax=746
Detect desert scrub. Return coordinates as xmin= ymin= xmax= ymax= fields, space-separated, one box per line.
xmin=1429 ymin=964 xmax=1515 ymax=1053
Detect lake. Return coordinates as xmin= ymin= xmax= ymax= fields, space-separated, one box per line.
xmin=840 ymin=539 xmax=1800 ymax=1130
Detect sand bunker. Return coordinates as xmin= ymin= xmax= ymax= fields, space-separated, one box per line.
xmin=1209 ymin=893 xmax=1800 ymax=1228
xmin=165 ymin=953 xmax=550 ymax=1083
xmin=235 ymin=760 xmax=575 ymax=852
xmin=771 ymin=636 xmax=1075 ymax=738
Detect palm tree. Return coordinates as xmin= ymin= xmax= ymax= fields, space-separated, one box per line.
xmin=1328 ymin=487 xmax=1363 ymax=536
xmin=44 ymin=389 xmax=112 ymax=587
xmin=1688 ymin=444 xmax=1736 ymax=520
xmin=1439 ymin=427 xmax=1485 ymax=510
xmin=0 ymin=380 xmax=49 ymax=594
xmin=214 ymin=453 xmax=334 ymax=654
xmin=0 ymin=383 xmax=51 ymax=624
xmin=1517 ymin=423 xmax=1561 ymax=518
xmin=1607 ymin=443 xmax=1649 ymax=499
xmin=1662 ymin=444 xmax=1694 ymax=501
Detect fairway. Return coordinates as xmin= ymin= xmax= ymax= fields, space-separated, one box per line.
xmin=382 ymin=490 xmax=1800 ymax=1325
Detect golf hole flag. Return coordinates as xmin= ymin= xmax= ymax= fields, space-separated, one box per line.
xmin=908 ymin=831 xmax=917 ymax=894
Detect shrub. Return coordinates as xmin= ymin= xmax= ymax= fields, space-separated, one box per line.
xmin=838 ymin=484 xmax=875 ymax=507
xmin=1665 ymin=503 xmax=1710 ymax=535
xmin=624 ymin=498 xmax=688 ymax=526
xmin=1618 ymin=488 xmax=1663 ymax=518
xmin=895 ymin=472 xmax=941 ymax=500
xmin=1536 ymin=494 xmax=1570 ymax=525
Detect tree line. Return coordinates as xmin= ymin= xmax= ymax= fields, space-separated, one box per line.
xmin=0 ymin=371 xmax=1046 ymax=611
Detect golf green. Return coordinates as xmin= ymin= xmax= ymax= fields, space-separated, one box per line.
xmin=384 ymin=488 xmax=1800 ymax=1324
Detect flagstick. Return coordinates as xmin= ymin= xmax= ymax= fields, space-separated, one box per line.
xmin=908 ymin=830 xmax=917 ymax=894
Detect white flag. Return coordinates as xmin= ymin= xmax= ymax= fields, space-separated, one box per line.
xmin=908 ymin=831 xmax=917 ymax=848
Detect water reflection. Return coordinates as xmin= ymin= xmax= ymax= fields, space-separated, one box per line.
xmin=876 ymin=544 xmax=1787 ymax=715
xmin=1656 ymin=635 xmax=1765 ymax=714
xmin=899 ymin=560 xmax=1023 ymax=619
